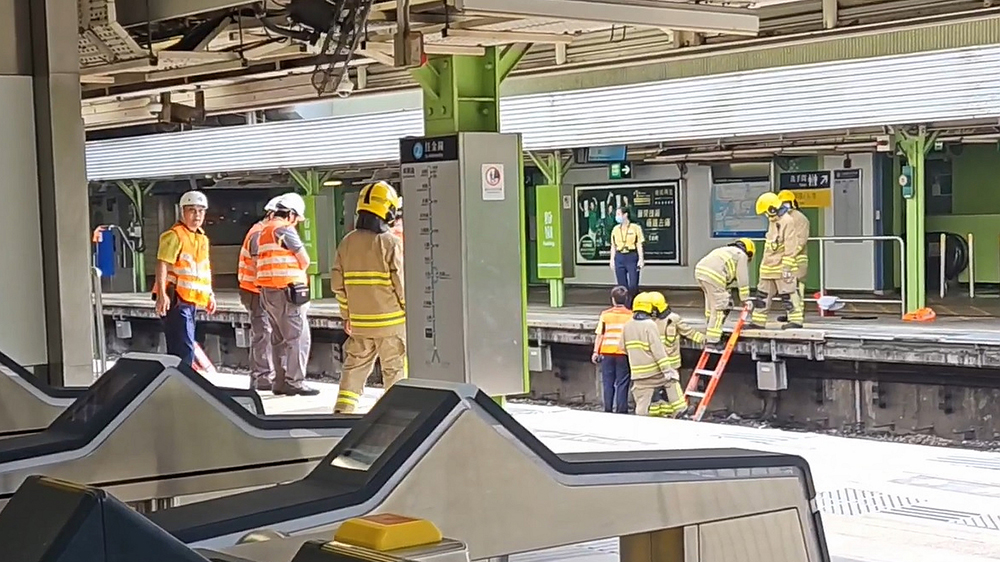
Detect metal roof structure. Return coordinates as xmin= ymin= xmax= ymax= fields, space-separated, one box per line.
xmin=85 ymin=43 xmax=1000 ymax=181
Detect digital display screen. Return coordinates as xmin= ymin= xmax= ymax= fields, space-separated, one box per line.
xmin=330 ymin=407 xmax=420 ymax=471
xmin=55 ymin=371 xmax=139 ymax=427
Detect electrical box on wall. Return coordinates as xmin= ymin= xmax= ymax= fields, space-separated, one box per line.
xmin=756 ymin=361 xmax=788 ymax=391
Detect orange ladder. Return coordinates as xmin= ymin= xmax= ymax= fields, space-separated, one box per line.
xmin=684 ymin=305 xmax=749 ymax=421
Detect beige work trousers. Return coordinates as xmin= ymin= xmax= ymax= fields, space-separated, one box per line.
xmin=796 ymin=256 xmax=809 ymax=302
xmin=334 ymin=333 xmax=407 ymax=414
xmin=698 ymin=279 xmax=730 ymax=344
xmin=632 ymin=371 xmax=680 ymax=416
xmin=751 ymin=277 xmax=803 ymax=325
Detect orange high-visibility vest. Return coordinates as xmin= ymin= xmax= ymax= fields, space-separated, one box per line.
xmin=237 ymin=221 xmax=266 ymax=293
xmin=596 ymin=306 xmax=631 ymax=355
xmin=153 ymin=223 xmax=213 ymax=308
xmin=256 ymin=220 xmax=308 ymax=289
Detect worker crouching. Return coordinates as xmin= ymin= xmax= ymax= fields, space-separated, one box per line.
xmin=152 ymin=191 xmax=216 ymax=367
xmin=694 ymin=238 xmax=755 ymax=345
xmin=331 ymin=181 xmax=406 ymax=414
xmin=648 ymin=291 xmax=701 ymax=417
xmin=750 ymin=192 xmax=805 ymax=330
xmin=622 ymin=293 xmax=685 ymax=418
xmin=255 ymin=193 xmax=319 ymax=396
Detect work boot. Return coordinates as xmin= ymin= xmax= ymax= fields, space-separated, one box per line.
xmin=776 ymin=314 xmax=788 ymax=323
xmin=274 ymin=385 xmax=320 ymax=396
xmin=781 ymin=322 xmax=803 ymax=329
xmin=745 ymin=322 xmax=766 ymax=330
xmin=705 ymin=341 xmax=726 ymax=353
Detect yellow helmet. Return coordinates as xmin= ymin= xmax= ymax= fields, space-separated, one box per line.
xmin=755 ymin=192 xmax=782 ymax=216
xmin=647 ymin=291 xmax=668 ymax=316
xmin=357 ymin=181 xmax=402 ymax=222
xmin=733 ymin=237 xmax=756 ymax=258
xmin=632 ymin=292 xmax=655 ymax=315
xmin=777 ymin=190 xmax=797 ymax=205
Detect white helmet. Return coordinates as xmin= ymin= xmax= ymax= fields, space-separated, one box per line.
xmin=277 ymin=192 xmax=306 ymax=216
xmin=264 ymin=196 xmax=282 ymax=213
xmin=179 ymin=190 xmax=208 ymax=208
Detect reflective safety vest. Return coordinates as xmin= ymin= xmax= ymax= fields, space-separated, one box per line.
xmin=332 ymin=229 xmax=406 ymax=337
xmin=595 ymin=306 xmax=631 ymax=355
xmin=256 ymin=220 xmax=308 ymax=289
xmin=237 ymin=221 xmax=266 ymax=293
xmin=759 ymin=214 xmax=797 ymax=280
xmin=153 ymin=223 xmax=213 ymax=308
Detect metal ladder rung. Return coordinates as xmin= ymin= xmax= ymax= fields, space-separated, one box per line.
xmin=705 ymin=347 xmax=725 ymax=354
xmin=686 ymin=391 xmax=706 ymax=399
xmin=693 ymin=368 xmax=717 ymax=377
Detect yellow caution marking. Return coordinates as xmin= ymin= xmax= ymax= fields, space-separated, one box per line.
xmin=334 ymin=514 xmax=443 ymax=552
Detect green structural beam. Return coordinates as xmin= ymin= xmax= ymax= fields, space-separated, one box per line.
xmin=895 ymin=127 xmax=938 ymax=313
xmin=288 ymin=168 xmax=332 ymax=299
xmin=411 ymin=44 xmax=532 ymax=136
xmin=114 ymin=180 xmax=154 ymax=292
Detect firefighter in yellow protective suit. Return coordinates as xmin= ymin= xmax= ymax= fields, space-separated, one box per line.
xmin=622 ymin=293 xmax=686 ymax=418
xmin=694 ymin=239 xmax=756 ymax=345
xmin=750 ymin=192 xmax=805 ymax=329
xmin=331 ymin=181 xmax=406 ymax=414
xmin=648 ymin=291 xmax=701 ymax=417
xmin=776 ymin=190 xmax=811 ymax=320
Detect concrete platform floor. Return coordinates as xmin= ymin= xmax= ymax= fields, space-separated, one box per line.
xmin=204 ymin=369 xmax=1000 ymax=562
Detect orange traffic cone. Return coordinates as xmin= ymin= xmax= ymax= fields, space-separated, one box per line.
xmin=191 ymin=343 xmax=218 ymax=376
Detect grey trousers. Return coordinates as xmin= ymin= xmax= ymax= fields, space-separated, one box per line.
xmin=239 ymin=289 xmax=274 ymax=385
xmin=260 ymin=288 xmax=311 ymax=390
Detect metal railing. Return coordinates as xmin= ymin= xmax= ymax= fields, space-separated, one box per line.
xmin=91 ymin=266 xmax=107 ymax=381
xmin=814 ymin=235 xmax=906 ymax=317
xmin=748 ymin=234 xmax=906 ymax=317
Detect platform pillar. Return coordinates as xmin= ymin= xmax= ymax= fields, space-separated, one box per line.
xmin=408 ymin=47 xmax=531 ymax=402
xmin=896 ymin=127 xmax=937 ymax=313
xmin=0 ymin=0 xmax=94 ymax=384
xmin=289 ymin=169 xmax=331 ymax=299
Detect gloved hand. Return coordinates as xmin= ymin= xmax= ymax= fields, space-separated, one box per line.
xmin=782 ymin=268 xmax=794 ymax=281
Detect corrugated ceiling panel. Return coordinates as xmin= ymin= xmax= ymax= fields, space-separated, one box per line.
xmin=86 ymin=44 xmax=1000 ymax=180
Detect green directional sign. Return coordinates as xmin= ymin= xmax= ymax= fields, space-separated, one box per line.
xmin=609 ymin=161 xmax=633 ymax=180
xmin=535 ymin=185 xmax=563 ymax=279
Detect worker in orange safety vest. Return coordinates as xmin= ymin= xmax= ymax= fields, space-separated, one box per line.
xmin=255 ymin=193 xmax=319 ymax=396
xmin=237 ymin=195 xmax=282 ymax=391
xmin=591 ymin=285 xmax=632 ymax=413
xmin=152 ymin=191 xmax=216 ymax=367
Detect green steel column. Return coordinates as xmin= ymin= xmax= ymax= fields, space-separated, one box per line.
xmin=895 ymin=128 xmax=938 ymax=313
xmin=289 ymin=169 xmax=330 ymax=299
xmin=115 ymin=180 xmax=151 ymax=292
xmin=411 ymin=46 xmax=531 ymax=404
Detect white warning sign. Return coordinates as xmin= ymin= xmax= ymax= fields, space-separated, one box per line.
xmin=481 ymin=163 xmax=505 ymax=201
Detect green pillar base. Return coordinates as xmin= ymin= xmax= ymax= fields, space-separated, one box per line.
xmin=492 ymin=395 xmax=507 ymax=408
xmin=549 ymin=279 xmax=564 ymax=307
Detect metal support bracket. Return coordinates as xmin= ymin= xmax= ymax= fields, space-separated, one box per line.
xmin=410 ymin=43 xmax=532 ymax=136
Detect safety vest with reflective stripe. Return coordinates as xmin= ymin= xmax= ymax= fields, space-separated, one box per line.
xmin=332 ymin=229 xmax=406 ymax=337
xmin=256 ymin=220 xmax=308 ymax=289
xmin=154 ymin=223 xmax=213 ymax=308
xmin=596 ymin=306 xmax=631 ymax=355
xmin=621 ymin=317 xmax=675 ymax=381
xmin=237 ymin=221 xmax=266 ymax=293
xmin=656 ymin=313 xmax=705 ymax=370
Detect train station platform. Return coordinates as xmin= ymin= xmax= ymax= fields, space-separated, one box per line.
xmin=100 ymin=290 xmax=1000 ymax=368
xmin=203 ymin=368 xmax=1000 ymax=562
